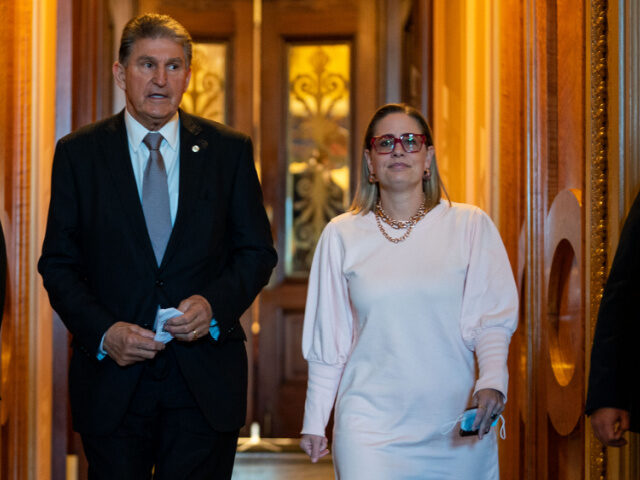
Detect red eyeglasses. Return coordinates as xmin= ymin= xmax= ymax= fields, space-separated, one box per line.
xmin=370 ymin=133 xmax=427 ymax=154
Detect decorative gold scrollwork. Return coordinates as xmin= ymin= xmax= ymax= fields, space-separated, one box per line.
xmin=589 ymin=1 xmax=608 ymax=479
xmin=180 ymin=43 xmax=226 ymax=124
xmin=286 ymin=45 xmax=351 ymax=276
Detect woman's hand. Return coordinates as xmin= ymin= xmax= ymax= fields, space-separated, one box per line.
xmin=300 ymin=434 xmax=330 ymax=463
xmin=472 ymin=388 xmax=504 ymax=439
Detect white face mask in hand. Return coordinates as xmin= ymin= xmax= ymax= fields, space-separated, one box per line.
xmin=439 ymin=408 xmax=506 ymax=439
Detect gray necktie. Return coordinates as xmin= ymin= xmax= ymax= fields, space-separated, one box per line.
xmin=142 ymin=132 xmax=172 ymax=265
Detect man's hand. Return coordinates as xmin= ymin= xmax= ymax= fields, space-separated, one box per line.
xmin=591 ymin=407 xmax=630 ymax=447
xmin=300 ymin=434 xmax=329 ymax=463
xmin=472 ymin=388 xmax=505 ymax=439
xmin=103 ymin=322 xmax=165 ymax=366
xmin=164 ymin=294 xmax=213 ymax=342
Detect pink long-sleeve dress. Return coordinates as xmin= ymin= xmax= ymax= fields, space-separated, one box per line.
xmin=301 ymin=202 xmax=518 ymax=480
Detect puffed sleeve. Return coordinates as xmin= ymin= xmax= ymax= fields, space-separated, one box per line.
xmin=301 ymin=220 xmax=355 ymax=436
xmin=460 ymin=209 xmax=518 ymax=400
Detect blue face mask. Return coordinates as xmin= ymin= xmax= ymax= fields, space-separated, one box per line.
xmin=440 ymin=408 xmax=506 ymax=439
xmin=459 ymin=408 xmax=500 ymax=432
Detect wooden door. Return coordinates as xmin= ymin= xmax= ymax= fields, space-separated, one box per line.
xmin=257 ymin=0 xmax=378 ymax=438
xmin=497 ymin=1 xmax=616 ymax=478
xmin=498 ymin=1 xmax=589 ymax=477
xmin=531 ymin=3 xmax=587 ymax=477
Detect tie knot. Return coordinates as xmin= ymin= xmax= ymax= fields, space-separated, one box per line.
xmin=143 ymin=132 xmax=163 ymax=151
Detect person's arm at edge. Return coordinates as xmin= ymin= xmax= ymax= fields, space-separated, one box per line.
xmin=586 ymin=193 xmax=640 ymax=445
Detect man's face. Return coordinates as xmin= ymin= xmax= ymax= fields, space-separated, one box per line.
xmin=113 ymin=37 xmax=191 ymax=131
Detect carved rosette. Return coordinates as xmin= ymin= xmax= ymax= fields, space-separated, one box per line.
xmin=589 ymin=0 xmax=608 ymax=479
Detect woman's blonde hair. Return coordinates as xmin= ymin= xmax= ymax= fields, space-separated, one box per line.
xmin=350 ymin=103 xmax=449 ymax=214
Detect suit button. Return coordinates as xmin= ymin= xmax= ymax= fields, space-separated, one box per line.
xmin=155 ymin=280 xmax=164 ymax=287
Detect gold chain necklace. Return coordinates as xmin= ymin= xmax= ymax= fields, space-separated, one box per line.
xmin=374 ymin=200 xmax=427 ymax=243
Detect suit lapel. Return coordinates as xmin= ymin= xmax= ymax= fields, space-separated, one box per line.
xmin=159 ymin=110 xmax=211 ymax=269
xmin=101 ymin=111 xmax=158 ymax=268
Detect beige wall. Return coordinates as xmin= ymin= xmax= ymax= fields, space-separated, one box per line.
xmin=432 ymin=0 xmax=499 ymax=218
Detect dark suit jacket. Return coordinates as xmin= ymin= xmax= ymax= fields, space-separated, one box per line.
xmin=586 ymin=191 xmax=640 ymax=432
xmin=38 ymin=110 xmax=277 ymax=435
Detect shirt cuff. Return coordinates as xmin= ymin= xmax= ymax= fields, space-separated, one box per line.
xmin=97 ymin=333 xmax=107 ymax=360
xmin=473 ymin=327 xmax=511 ymax=400
xmin=301 ymin=361 xmax=344 ymax=436
xmin=209 ymin=318 xmax=220 ymax=340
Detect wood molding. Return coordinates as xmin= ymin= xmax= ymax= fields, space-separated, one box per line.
xmin=497 ymin=1 xmax=526 ymax=476
xmin=0 ymin=1 xmax=34 ymax=478
xmin=587 ymin=0 xmax=608 ymax=479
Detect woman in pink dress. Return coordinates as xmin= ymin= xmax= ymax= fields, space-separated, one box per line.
xmin=299 ymin=103 xmax=518 ymax=479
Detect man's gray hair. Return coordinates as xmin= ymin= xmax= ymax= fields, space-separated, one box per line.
xmin=118 ymin=13 xmax=192 ymax=67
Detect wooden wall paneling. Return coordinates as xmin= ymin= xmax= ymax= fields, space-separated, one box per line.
xmin=545 ymin=1 xmax=586 ymax=478
xmin=523 ymin=0 xmax=546 ymax=473
xmin=0 ymin=1 xmax=33 ymax=479
xmin=497 ymin=0 xmax=526 ymax=477
xmin=432 ymin=1 xmax=466 ymax=204
xmin=52 ymin=1 xmax=74 ymax=479
xmin=523 ymin=0 xmax=587 ymax=478
xmin=419 ymin=0 xmax=434 ymax=121
xmin=431 ymin=0 xmax=495 ymax=211
xmin=382 ymin=0 xmax=410 ymax=103
xmin=35 ymin=0 xmax=58 ymax=476
xmin=73 ymin=0 xmax=114 ymax=129
xmin=540 ymin=0 xmax=586 ymax=478
xmin=400 ymin=0 xmax=433 ymax=121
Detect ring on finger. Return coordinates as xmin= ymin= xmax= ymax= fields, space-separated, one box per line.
xmin=192 ymin=329 xmax=198 ymax=339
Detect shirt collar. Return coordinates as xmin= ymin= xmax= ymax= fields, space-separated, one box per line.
xmin=124 ymin=109 xmax=180 ymax=153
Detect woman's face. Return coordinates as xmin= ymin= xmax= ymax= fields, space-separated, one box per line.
xmin=365 ymin=113 xmax=434 ymax=194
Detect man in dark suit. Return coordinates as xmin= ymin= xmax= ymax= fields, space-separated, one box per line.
xmin=38 ymin=13 xmax=276 ymax=479
xmin=586 ymin=191 xmax=640 ymax=447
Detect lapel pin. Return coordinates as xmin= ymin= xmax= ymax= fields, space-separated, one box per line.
xmin=192 ymin=145 xmax=200 ymax=153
